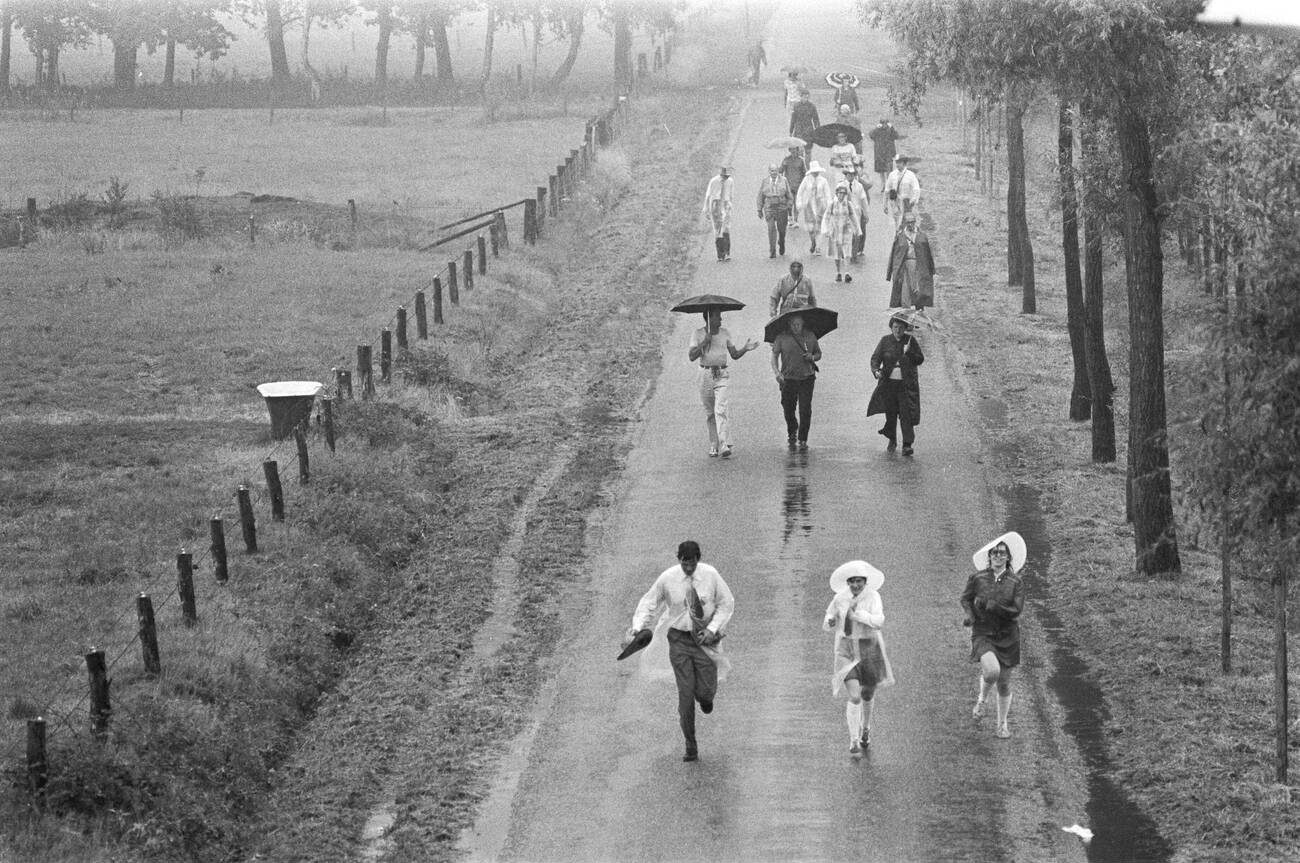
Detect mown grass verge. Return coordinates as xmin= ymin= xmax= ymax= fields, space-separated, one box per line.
xmin=917 ymin=92 xmax=1299 ymax=861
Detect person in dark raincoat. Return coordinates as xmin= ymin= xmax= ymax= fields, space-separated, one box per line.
xmin=886 ymin=211 xmax=935 ymax=308
xmin=867 ymin=313 xmax=924 ymax=455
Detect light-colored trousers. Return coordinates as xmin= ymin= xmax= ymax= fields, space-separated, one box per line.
xmin=698 ymin=368 xmax=731 ymax=447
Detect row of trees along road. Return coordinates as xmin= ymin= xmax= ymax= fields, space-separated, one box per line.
xmin=0 ymin=1 xmax=674 ymax=96
xmin=863 ymin=0 xmax=1300 ymax=782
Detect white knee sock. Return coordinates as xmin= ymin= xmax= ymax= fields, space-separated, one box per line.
xmin=996 ymin=691 xmax=1012 ymax=728
xmin=861 ymin=699 xmax=874 ymax=733
xmin=977 ymin=675 xmax=991 ymax=703
xmin=846 ymin=701 xmax=861 ymax=740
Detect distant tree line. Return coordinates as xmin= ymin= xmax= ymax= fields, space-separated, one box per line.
xmin=0 ymin=0 xmax=679 ymax=100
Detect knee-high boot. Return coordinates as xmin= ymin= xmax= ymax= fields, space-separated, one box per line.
xmin=715 ymin=237 xmax=725 ymax=260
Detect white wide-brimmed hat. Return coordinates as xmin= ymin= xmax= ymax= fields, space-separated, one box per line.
xmin=808 ymin=160 xmax=825 ymax=173
xmin=972 ymin=531 xmax=1027 ymax=573
xmin=829 ymin=560 xmax=884 ymax=593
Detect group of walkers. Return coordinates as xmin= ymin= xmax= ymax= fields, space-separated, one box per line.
xmin=621 ymin=530 xmax=1029 ymax=761
xmin=615 ymin=67 xmax=1027 ymax=767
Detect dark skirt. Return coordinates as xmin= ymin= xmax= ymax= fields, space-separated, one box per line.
xmin=970 ymin=623 xmax=1020 ymax=669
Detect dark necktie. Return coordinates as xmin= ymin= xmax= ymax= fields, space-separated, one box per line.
xmin=687 ymin=583 xmax=705 ymax=621
xmin=843 ymin=601 xmax=854 ymax=636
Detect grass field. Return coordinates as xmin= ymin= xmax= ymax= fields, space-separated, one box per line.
xmin=0 ymin=104 xmax=603 ymax=215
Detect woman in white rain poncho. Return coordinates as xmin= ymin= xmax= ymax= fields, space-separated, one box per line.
xmin=822 ymin=560 xmax=895 ymax=754
xmin=820 ymin=182 xmax=862 ymax=283
xmin=795 ymin=161 xmax=832 ymax=256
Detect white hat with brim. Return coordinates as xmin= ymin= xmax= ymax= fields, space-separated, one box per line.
xmin=808 ymin=161 xmax=825 ymax=173
xmin=972 ymin=531 xmax=1027 ymax=573
xmin=829 ymin=560 xmax=884 ymax=593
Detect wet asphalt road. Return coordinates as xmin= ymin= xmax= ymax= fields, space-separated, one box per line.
xmin=458 ymin=3 xmax=1092 ymax=862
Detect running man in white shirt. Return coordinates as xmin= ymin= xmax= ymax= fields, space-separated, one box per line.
xmin=624 ymin=540 xmax=736 ymax=762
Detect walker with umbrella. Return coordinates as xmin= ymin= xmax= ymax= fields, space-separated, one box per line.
xmin=807 ymin=123 xmax=863 ymax=148
xmin=672 ymin=294 xmax=746 ymax=314
xmin=764 ymin=306 xmax=839 ymax=343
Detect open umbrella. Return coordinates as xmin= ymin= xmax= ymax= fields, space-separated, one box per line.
xmin=767 ymin=135 xmax=809 ymax=149
xmin=808 ymin=122 xmax=863 ymax=147
xmin=672 ymin=294 xmax=745 ymax=313
xmin=888 ymin=307 xmax=942 ymax=331
xmin=826 ymin=71 xmax=860 ymax=88
xmin=764 ymin=306 xmax=839 ymax=343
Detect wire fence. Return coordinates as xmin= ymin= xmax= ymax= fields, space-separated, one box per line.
xmin=7 ymin=49 xmax=666 ymax=798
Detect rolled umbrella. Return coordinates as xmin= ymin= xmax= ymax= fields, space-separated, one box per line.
xmin=807 ymin=122 xmax=864 ymax=148
xmin=616 ymin=628 xmax=653 ymax=660
xmin=764 ymin=306 xmax=839 ymax=343
xmin=672 ymin=294 xmax=745 ymax=313
xmin=767 ymin=135 xmax=810 ymax=149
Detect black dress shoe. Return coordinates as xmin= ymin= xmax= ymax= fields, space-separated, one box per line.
xmin=683 ymin=750 xmax=699 ymax=762
xmin=699 ymin=699 xmax=714 ymax=714
xmin=902 ymin=445 xmax=914 ymax=456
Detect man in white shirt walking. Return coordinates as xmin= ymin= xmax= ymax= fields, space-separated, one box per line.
xmin=624 ymin=541 xmax=736 ymax=762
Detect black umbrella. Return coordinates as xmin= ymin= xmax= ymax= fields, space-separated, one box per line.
xmin=616 ymin=628 xmax=653 ymax=660
xmin=764 ymin=306 xmax=839 ymax=343
xmin=808 ymin=123 xmax=863 ymax=147
xmin=671 ymin=294 xmax=745 ymax=313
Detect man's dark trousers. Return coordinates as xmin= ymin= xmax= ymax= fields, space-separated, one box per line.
xmin=765 ymin=207 xmax=789 ymax=256
xmin=780 ymin=375 xmax=815 ymax=442
xmin=668 ymin=628 xmax=716 ymax=754
xmin=879 ymin=378 xmax=914 ymax=446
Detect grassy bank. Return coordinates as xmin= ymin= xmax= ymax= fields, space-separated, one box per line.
xmin=914 ymin=90 xmax=1299 ymax=860
xmin=1 ymin=10 xmax=754 ymax=861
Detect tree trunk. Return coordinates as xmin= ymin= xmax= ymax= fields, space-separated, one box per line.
xmin=612 ymin=1 xmax=632 ymax=89
xmin=113 ymin=42 xmax=138 ymax=92
xmin=413 ymin=12 xmax=428 ymax=78
xmin=1006 ymin=90 xmax=1035 ymax=312
xmin=374 ymin=4 xmax=393 ymax=87
xmin=550 ymin=8 xmax=584 ymax=89
xmin=1114 ymin=97 xmax=1181 ymax=576
xmin=1274 ymin=517 xmax=1290 ymax=783
xmin=431 ymin=11 xmax=453 ymax=81
xmin=164 ymin=36 xmax=176 ymax=88
xmin=480 ymin=4 xmax=496 ymax=91
xmin=265 ymin=0 xmax=292 ymax=85
xmin=301 ymin=15 xmax=322 ymax=94
xmin=1078 ymin=102 xmax=1115 ymax=462
xmin=1059 ymin=101 xmax=1090 ymax=420
xmin=45 ymin=45 xmax=60 ymax=92
xmin=1 ymin=8 xmax=12 ymax=99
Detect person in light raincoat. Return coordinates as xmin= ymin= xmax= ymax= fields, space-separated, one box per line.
xmin=823 ymin=560 xmax=894 ymax=754
xmin=796 ymin=161 xmax=832 ymax=255
xmin=842 ymin=160 xmax=871 ymax=261
xmin=624 ymin=540 xmax=736 ymax=762
xmin=701 ymin=165 xmax=734 ymax=261
xmin=820 ymin=182 xmax=862 ymax=283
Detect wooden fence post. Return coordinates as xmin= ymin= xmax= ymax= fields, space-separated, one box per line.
xmin=415 ymin=291 xmax=428 ymax=338
xmin=448 ymin=261 xmax=459 ymax=305
xmin=496 ymin=210 xmax=509 ymax=249
xmin=432 ymin=277 xmax=445 ymax=324
xmin=357 ymin=345 xmax=375 ymax=399
xmin=462 ymin=250 xmax=474 ymax=290
xmin=490 ymin=219 xmax=501 ymax=256
xmin=263 ymin=460 xmax=285 ymax=521
xmin=136 ymin=594 xmax=161 ymax=675
xmin=348 ymin=198 xmax=358 ymax=238
xmin=556 ymin=165 xmax=567 ymax=202
xmin=86 ymin=648 xmax=110 ymax=738
xmin=396 ymin=307 xmax=408 ymax=350
xmin=477 ymin=234 xmax=487 ymax=274
xmin=322 ymin=395 xmax=336 ymax=453
xmin=26 ymin=198 xmax=37 ymax=225
xmin=176 ymin=551 xmax=197 ymax=625
xmin=26 ymin=718 xmax=47 ymax=796
xmin=334 ymin=367 xmax=351 ymax=399
xmin=536 ymin=186 xmax=547 ymax=235
xmin=210 ymin=516 xmax=229 ymax=582
xmin=295 ymin=426 xmax=310 ymax=485
xmin=248 ymin=214 xmax=256 ymax=244
xmin=548 ymin=175 xmax=559 ymax=216
xmin=524 ymin=199 xmax=537 ymax=245
xmin=380 ymin=328 xmax=392 ymax=382
xmin=237 ymin=485 xmax=258 ymax=552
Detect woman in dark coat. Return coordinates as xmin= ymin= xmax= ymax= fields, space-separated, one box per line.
xmin=866 ymin=314 xmax=924 ymax=455
xmin=960 ymin=532 xmax=1027 ymax=739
